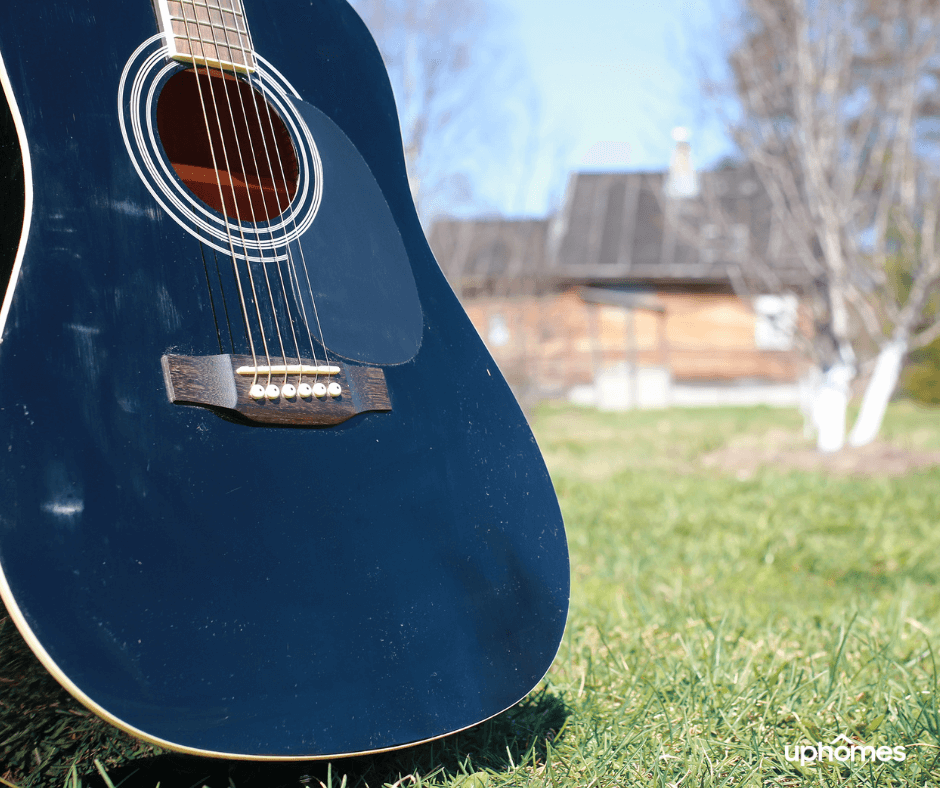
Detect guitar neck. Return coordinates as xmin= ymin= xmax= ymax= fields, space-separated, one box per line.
xmin=154 ymin=0 xmax=256 ymax=73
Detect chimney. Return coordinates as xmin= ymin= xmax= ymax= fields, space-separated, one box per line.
xmin=666 ymin=127 xmax=699 ymax=199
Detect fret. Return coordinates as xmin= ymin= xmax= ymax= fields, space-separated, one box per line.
xmin=169 ymin=0 xmax=250 ymax=36
xmin=154 ymin=0 xmax=256 ymax=74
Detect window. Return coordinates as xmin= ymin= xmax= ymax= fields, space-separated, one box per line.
xmin=488 ymin=313 xmax=510 ymax=347
xmin=753 ymin=294 xmax=797 ymax=350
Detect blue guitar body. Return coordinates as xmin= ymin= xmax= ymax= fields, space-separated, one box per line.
xmin=0 ymin=0 xmax=568 ymax=759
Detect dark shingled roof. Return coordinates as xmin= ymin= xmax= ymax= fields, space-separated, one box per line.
xmin=549 ymin=167 xmax=804 ymax=283
xmin=428 ymin=165 xmax=808 ymax=289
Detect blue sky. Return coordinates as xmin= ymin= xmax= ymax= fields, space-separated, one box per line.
xmin=491 ymin=0 xmax=735 ymax=215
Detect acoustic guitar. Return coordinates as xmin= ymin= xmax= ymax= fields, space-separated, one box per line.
xmin=0 ymin=0 xmax=568 ymax=760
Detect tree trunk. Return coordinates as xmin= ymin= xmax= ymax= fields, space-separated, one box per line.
xmin=813 ymin=361 xmax=853 ymax=452
xmin=847 ymin=338 xmax=907 ymax=447
xmin=799 ymin=367 xmax=822 ymax=437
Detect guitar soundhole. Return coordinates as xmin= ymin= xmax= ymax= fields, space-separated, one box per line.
xmin=156 ymin=68 xmax=300 ymax=222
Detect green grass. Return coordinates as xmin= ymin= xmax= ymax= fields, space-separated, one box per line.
xmin=5 ymin=402 xmax=940 ymax=786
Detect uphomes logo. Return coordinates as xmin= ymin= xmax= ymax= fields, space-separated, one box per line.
xmin=784 ymin=734 xmax=905 ymax=765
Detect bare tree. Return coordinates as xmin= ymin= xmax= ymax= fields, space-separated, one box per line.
xmin=703 ymin=0 xmax=940 ymax=450
xmin=349 ymin=0 xmax=540 ymax=225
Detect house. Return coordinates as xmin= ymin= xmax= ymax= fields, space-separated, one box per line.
xmin=428 ymin=140 xmax=812 ymax=408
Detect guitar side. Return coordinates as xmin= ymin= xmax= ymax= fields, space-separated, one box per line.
xmin=0 ymin=43 xmax=28 ymax=351
xmin=0 ymin=0 xmax=568 ymax=760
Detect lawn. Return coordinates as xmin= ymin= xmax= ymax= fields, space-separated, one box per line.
xmin=4 ymin=402 xmax=940 ymax=787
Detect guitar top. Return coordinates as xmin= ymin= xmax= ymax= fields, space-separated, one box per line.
xmin=0 ymin=0 xmax=568 ymax=760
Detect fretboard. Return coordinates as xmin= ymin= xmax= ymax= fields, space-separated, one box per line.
xmin=154 ymin=0 xmax=256 ymax=73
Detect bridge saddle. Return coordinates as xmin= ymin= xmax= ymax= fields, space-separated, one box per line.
xmin=161 ymin=354 xmax=391 ymax=426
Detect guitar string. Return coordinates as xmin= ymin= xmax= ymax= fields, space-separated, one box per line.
xmin=176 ymin=3 xmax=267 ymax=386
xmin=211 ymin=245 xmax=237 ymax=351
xmin=224 ymin=4 xmax=323 ymax=380
xmin=225 ymin=8 xmax=327 ymax=385
xmin=198 ymin=241 xmax=224 ymax=353
xmin=172 ymin=9 xmax=255 ymax=369
xmin=190 ymin=0 xmax=299 ymax=386
xmin=183 ymin=0 xmax=281 ymax=386
xmin=209 ymin=3 xmax=307 ymax=387
xmin=253 ymin=72 xmax=335 ymax=383
xmin=226 ymin=5 xmax=334 ymax=383
xmin=177 ymin=0 xmax=333 ymax=388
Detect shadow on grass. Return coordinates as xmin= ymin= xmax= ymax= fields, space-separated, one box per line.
xmin=80 ymin=689 xmax=569 ymax=788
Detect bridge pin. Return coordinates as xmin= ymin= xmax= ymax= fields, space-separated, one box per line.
xmin=313 ymin=382 xmax=327 ymax=398
xmin=265 ymin=384 xmax=280 ymax=399
xmin=298 ymin=383 xmax=313 ymax=398
xmin=327 ymin=382 xmax=342 ymax=398
xmin=250 ymin=383 xmax=265 ymax=400
xmin=282 ymin=383 xmax=297 ymax=398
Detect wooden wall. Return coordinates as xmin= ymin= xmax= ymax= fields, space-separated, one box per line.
xmin=463 ymin=288 xmax=807 ymax=395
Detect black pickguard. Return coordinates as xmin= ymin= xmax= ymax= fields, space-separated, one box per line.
xmin=0 ymin=0 xmax=568 ymax=759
